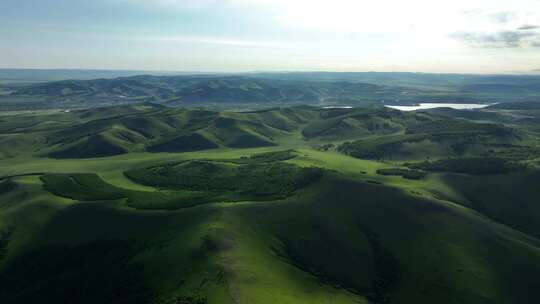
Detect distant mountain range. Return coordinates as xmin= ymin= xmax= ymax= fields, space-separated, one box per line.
xmin=1 ymin=71 xmax=540 ymax=109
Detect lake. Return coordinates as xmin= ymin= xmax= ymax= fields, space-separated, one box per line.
xmin=385 ymin=103 xmax=492 ymax=111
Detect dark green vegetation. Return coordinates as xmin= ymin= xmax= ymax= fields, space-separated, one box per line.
xmin=240 ymin=149 xmax=297 ymax=162
xmin=41 ymin=173 xmax=126 ymax=201
xmin=0 ymin=179 xmax=17 ymax=195
xmin=2 ymin=102 xmax=540 ymax=303
xmin=125 ymin=160 xmax=322 ymax=201
xmin=0 ymin=240 xmax=152 ymax=304
xmin=39 ymin=153 xmax=322 ymax=209
xmin=38 ymin=150 xmax=321 ymax=209
xmin=410 ymin=157 xmax=523 ymax=175
xmin=146 ymin=133 xmax=218 ymax=153
xmin=376 ymin=168 xmax=426 ymax=180
xmin=49 ymin=134 xmax=129 ymax=158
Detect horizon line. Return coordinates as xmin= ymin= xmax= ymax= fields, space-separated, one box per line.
xmin=1 ymin=67 xmax=540 ymax=76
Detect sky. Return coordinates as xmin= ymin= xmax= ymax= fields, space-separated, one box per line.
xmin=1 ymin=0 xmax=539 ymax=73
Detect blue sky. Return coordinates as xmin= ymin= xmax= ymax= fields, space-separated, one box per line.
xmin=1 ymin=0 xmax=539 ymax=73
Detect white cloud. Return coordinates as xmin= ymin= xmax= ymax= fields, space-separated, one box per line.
xmin=96 ymin=0 xmax=540 ymax=72
xmin=451 ymin=31 xmax=540 ymax=48
xmin=229 ymin=0 xmax=539 ymax=34
xmin=121 ymin=0 xmax=540 ymax=36
xmin=489 ymin=11 xmax=516 ymax=24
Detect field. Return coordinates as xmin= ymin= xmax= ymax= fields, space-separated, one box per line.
xmin=1 ymin=104 xmax=540 ymax=303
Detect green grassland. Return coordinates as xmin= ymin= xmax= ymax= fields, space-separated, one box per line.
xmin=2 ymin=104 xmax=540 ymax=303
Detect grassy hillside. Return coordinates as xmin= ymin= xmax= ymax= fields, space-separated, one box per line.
xmin=2 ymin=104 xmax=540 ymax=303
xmin=3 ymin=164 xmax=540 ymax=304
xmin=0 ymin=105 xmax=310 ymax=159
xmin=336 ymin=112 xmax=527 ymax=161
xmin=439 ymin=170 xmax=540 ymax=238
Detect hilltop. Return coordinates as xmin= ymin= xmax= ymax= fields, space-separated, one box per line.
xmin=1 ymin=103 xmax=540 ymax=303
xmin=0 ymin=104 xmax=528 ymax=160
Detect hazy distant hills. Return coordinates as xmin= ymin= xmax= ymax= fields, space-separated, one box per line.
xmin=0 ymin=68 xmax=188 ymax=84
xmin=1 ymin=71 xmax=540 ymax=109
xmin=7 ymin=75 xmax=416 ymax=107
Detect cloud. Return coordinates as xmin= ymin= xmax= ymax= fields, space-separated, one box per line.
xmin=451 ymin=31 xmax=540 ymax=48
xmin=518 ymin=24 xmax=540 ymax=30
xmin=489 ymin=11 xmax=515 ymax=24
xmin=118 ymin=1 xmax=540 ymax=35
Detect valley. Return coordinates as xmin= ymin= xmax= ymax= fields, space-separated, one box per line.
xmin=2 ymin=102 xmax=540 ymax=303
xmin=3 ymin=0 xmax=540 ymax=302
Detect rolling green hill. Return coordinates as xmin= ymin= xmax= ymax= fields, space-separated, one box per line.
xmin=336 ymin=111 xmax=526 ymax=161
xmin=0 ymin=105 xmax=303 ymax=159
xmin=2 ymin=104 xmax=540 ymax=303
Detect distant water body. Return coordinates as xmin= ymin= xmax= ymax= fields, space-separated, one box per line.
xmin=385 ymin=103 xmax=491 ymax=111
